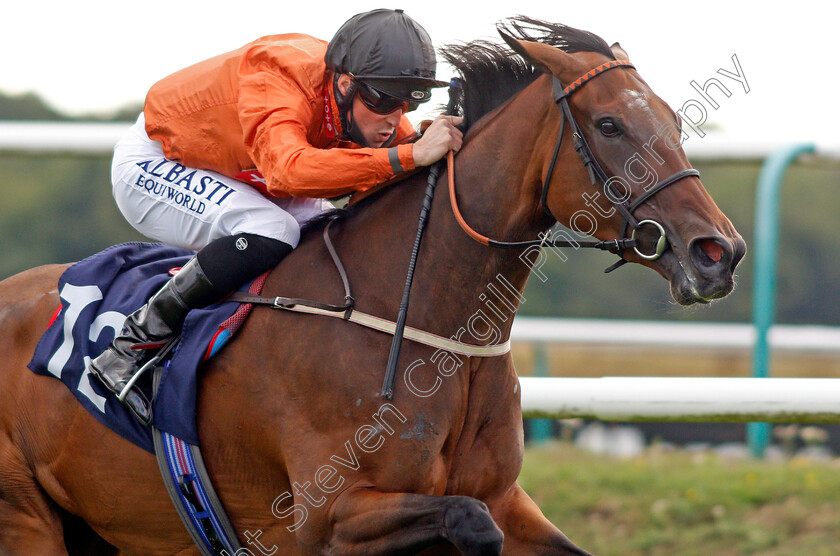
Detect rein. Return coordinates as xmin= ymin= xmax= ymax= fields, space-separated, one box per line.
xmin=447 ymin=59 xmax=700 ymax=272
xmin=446 ymin=151 xmax=634 ymax=253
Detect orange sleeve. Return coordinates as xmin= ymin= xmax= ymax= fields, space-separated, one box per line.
xmin=238 ymin=61 xmax=416 ymax=198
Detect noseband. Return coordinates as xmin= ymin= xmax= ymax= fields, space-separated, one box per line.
xmin=448 ymin=58 xmax=699 ymax=273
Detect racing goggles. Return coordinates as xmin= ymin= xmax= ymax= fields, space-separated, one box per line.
xmin=356 ymin=82 xmax=419 ymax=114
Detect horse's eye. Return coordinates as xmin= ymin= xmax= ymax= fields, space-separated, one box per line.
xmin=598 ymin=118 xmax=621 ymax=137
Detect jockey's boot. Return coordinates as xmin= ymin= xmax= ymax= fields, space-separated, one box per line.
xmin=90 ymin=256 xmax=215 ymax=425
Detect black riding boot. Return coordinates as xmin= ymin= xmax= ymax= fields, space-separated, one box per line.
xmin=89 ymin=256 xmax=215 ymax=425
xmin=91 ymin=233 xmax=294 ymax=425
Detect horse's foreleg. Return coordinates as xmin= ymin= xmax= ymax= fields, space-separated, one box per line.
xmin=317 ymin=489 xmax=503 ymax=556
xmin=0 ymin=439 xmax=69 ymax=556
xmin=0 ymin=480 xmax=68 ymax=556
xmin=486 ymin=482 xmax=591 ymax=556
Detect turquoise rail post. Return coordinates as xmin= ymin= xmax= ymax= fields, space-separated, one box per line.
xmin=529 ymin=343 xmax=553 ymax=443
xmin=748 ymin=143 xmax=816 ymax=458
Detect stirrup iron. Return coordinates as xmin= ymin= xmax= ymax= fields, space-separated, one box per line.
xmin=117 ymin=335 xmax=180 ymax=403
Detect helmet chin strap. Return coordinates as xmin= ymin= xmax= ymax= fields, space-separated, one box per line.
xmin=334 ymin=75 xmax=397 ymax=148
xmin=343 ymin=102 xmax=372 ymax=147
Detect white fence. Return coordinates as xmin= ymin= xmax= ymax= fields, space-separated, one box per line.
xmin=519 ymin=377 xmax=840 ymax=423
xmin=512 ymin=318 xmax=840 ymax=422
xmin=511 ymin=317 xmax=840 ymax=353
xmin=0 ymin=121 xmax=129 ymax=154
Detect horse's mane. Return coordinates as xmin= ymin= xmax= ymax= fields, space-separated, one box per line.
xmin=446 ymin=16 xmax=616 ymax=130
xmin=302 ymin=16 xmax=615 ymax=234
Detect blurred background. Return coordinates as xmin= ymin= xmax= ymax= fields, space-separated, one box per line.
xmin=2 ymin=1 xmax=839 ymax=553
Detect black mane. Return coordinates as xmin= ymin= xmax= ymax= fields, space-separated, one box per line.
xmin=501 ymin=16 xmax=616 ymax=58
xmin=445 ymin=16 xmax=615 ymax=129
xmin=302 ymin=17 xmax=615 ymax=234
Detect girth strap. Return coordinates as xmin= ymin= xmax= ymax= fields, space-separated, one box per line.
xmin=234 ymin=297 xmax=511 ymax=357
xmin=229 ymin=212 xmax=510 ymax=358
xmin=151 ymin=369 xmax=243 ymax=556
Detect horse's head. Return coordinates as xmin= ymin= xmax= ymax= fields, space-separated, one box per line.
xmin=501 ymin=25 xmax=746 ymax=305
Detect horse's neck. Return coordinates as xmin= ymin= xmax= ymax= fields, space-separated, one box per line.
xmin=355 ymin=80 xmax=556 ymax=340
xmin=447 ymin=77 xmax=556 ymax=255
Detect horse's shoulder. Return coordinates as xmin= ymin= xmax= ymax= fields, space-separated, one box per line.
xmin=0 ymin=263 xmax=68 ymax=327
xmin=0 ymin=263 xmax=68 ymax=299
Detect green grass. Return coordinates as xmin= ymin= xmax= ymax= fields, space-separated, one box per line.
xmin=519 ymin=442 xmax=840 ymax=555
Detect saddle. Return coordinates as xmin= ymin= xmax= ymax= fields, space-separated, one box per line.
xmin=27 ymin=242 xmax=266 ymax=451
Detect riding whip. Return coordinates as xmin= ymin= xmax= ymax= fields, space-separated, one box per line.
xmin=380 ymin=160 xmax=443 ymax=399
xmin=380 ymin=81 xmax=462 ymax=400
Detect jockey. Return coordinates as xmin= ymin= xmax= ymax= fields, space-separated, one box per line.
xmin=90 ymin=8 xmax=463 ymax=424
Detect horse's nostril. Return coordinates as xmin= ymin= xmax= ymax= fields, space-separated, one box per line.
xmin=699 ymin=238 xmax=723 ymax=263
xmin=692 ymin=238 xmax=725 ymax=268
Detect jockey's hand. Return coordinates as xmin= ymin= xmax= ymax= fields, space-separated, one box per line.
xmin=412 ymin=115 xmax=464 ymax=167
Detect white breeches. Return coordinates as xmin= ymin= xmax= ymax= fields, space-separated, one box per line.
xmin=111 ymin=113 xmax=331 ymax=251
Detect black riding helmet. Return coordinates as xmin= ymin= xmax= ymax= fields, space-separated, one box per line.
xmin=325 ymin=9 xmax=448 ymax=145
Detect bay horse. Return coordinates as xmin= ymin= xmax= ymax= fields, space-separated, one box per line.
xmin=0 ymin=18 xmax=745 ymax=555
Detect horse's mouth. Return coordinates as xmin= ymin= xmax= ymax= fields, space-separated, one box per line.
xmin=668 ymin=266 xmax=719 ymax=305
xmin=654 ymin=236 xmax=744 ymax=306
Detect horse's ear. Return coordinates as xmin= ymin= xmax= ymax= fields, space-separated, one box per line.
xmin=610 ymin=42 xmax=630 ymax=61
xmin=498 ymin=29 xmax=551 ymax=73
xmin=498 ymin=30 xmax=587 ymax=84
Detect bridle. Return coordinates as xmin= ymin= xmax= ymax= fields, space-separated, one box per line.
xmin=448 ymin=59 xmax=700 ymax=273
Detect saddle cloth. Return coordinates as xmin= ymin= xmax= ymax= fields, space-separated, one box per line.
xmin=27 ymin=242 xmax=264 ymax=453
